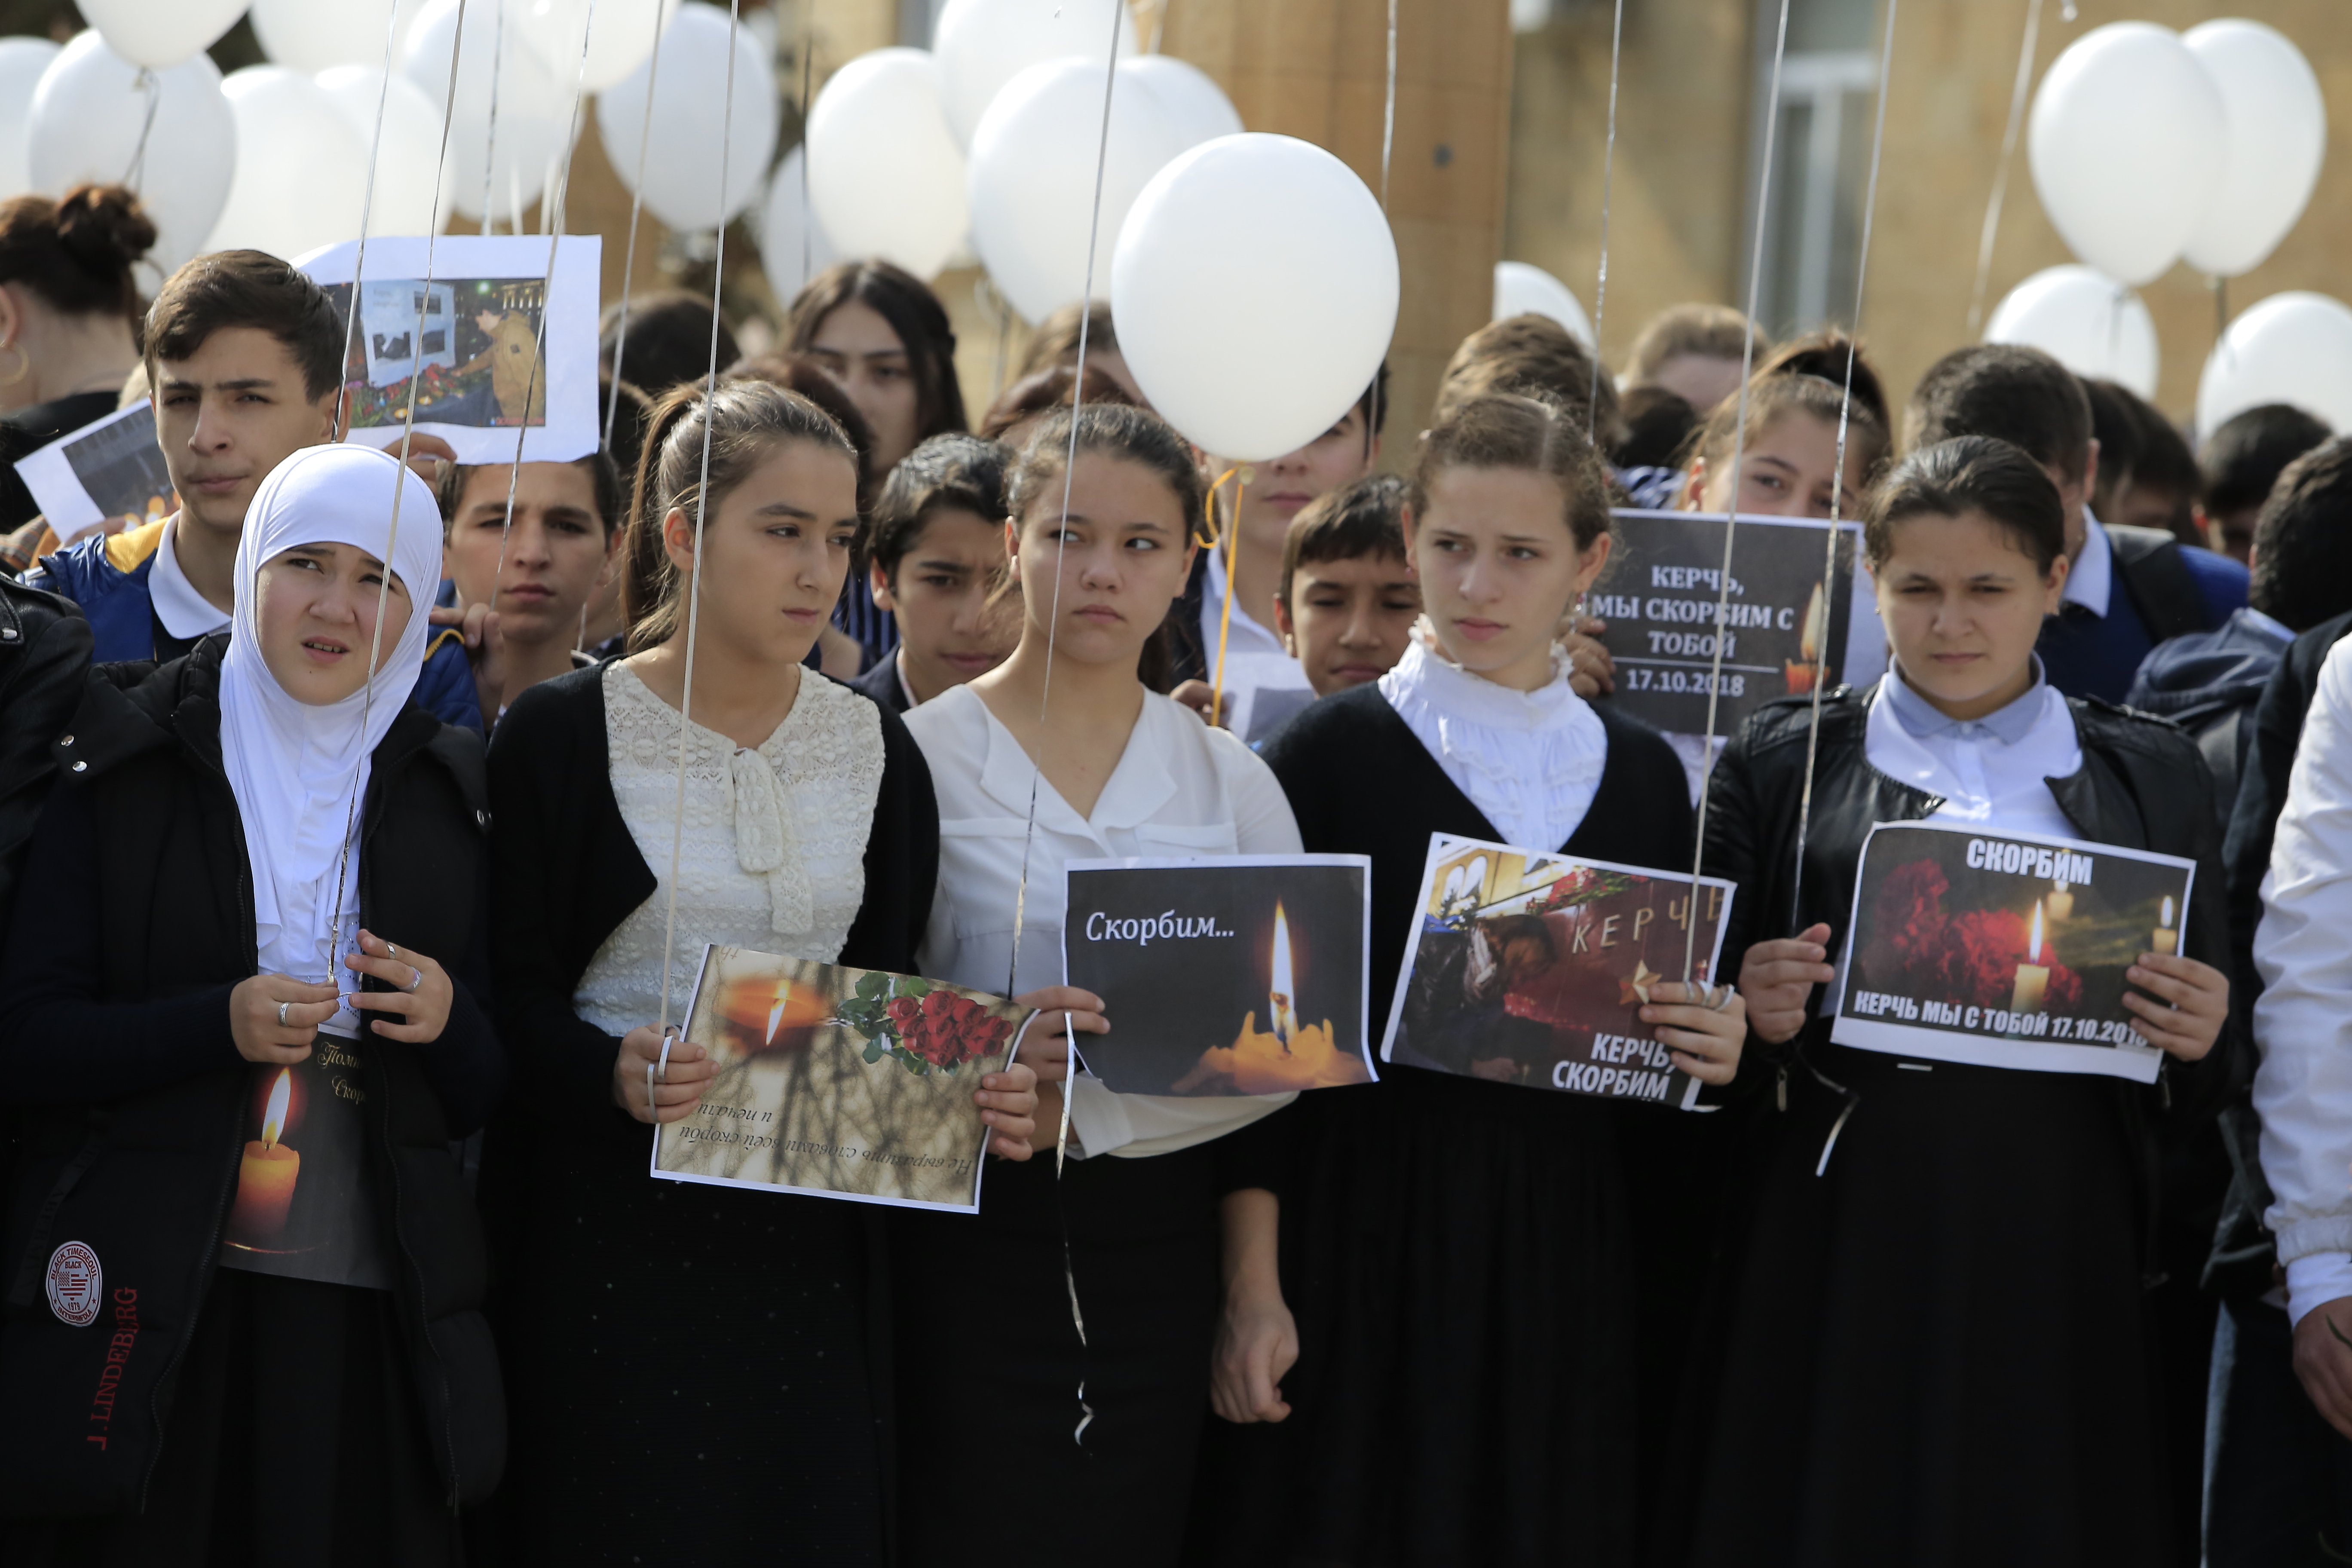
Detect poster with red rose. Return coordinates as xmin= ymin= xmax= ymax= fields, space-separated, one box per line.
xmin=654 ymin=945 xmax=1038 ymax=1212
xmin=1830 ymin=822 xmax=2194 ymax=1082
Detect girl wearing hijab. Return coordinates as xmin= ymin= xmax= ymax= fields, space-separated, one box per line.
xmin=0 ymin=442 xmax=505 ymax=1564
xmin=481 ymin=379 xmax=1039 ymax=1563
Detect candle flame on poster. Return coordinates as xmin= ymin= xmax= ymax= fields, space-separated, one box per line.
xmin=2027 ymin=899 xmax=2044 ymax=964
xmin=1268 ymin=903 xmax=1299 ymax=1049
xmin=261 ymin=1067 xmax=291 ymax=1148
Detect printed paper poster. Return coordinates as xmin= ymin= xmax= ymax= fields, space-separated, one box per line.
xmin=1596 ymin=508 xmax=1886 ymax=736
xmin=1061 ymin=855 xmax=1375 ymax=1096
xmin=1829 ymin=821 xmax=2195 ymax=1082
xmin=297 ymin=233 xmax=601 ymax=462
xmin=1382 ymin=834 xmax=1735 ymax=1109
xmin=11 ymin=401 xmax=174 ymax=546
xmin=654 ymin=945 xmax=1036 ymax=1213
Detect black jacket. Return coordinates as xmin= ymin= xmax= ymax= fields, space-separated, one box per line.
xmin=850 ymin=651 xmax=912 ymax=717
xmin=0 ymin=578 xmax=91 ymax=921
xmin=1702 ymin=683 xmax=2239 ymax=1145
xmin=0 ymin=638 xmax=505 ymax=1517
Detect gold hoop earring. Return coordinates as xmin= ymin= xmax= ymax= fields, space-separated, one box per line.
xmin=0 ymin=343 xmax=28 ymax=389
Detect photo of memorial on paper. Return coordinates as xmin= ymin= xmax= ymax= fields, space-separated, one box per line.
xmin=1829 ymin=821 xmax=2196 ymax=1083
xmin=11 ymin=400 xmax=175 ymax=546
xmin=654 ymin=945 xmax=1035 ymax=1213
xmin=297 ymin=233 xmax=600 ymax=463
xmin=1381 ymin=835 xmax=1733 ymax=1110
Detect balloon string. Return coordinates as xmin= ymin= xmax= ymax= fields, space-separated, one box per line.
xmin=1788 ymin=0 xmax=1897 ymax=937
xmin=799 ymin=1 xmax=816 ymax=288
xmin=1586 ymin=0 xmax=1624 ymax=444
xmin=1208 ymin=476 xmax=1248 ymax=729
xmin=1967 ymin=0 xmax=2044 ymax=337
xmin=1379 ymin=0 xmax=1397 ymax=213
xmin=491 ymin=0 xmax=600 ymax=601
xmin=601 ymin=1 xmax=670 ymax=450
xmin=655 ymin=0 xmax=744 ymax=1045
xmin=333 ymin=1 xmax=411 ymax=438
xmin=480 ymin=0 xmax=504 ymax=235
xmin=319 ymin=0 xmax=474 ymax=970
xmin=122 ymin=70 xmax=161 ymax=192
xmin=1683 ymin=0 xmax=1791 ymax=987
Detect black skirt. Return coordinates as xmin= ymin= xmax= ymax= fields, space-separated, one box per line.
xmin=1194 ymin=1068 xmax=1639 ymax=1568
xmin=1681 ymin=1046 xmax=2171 ymax=1567
xmin=472 ymin=1118 xmax=889 ymax=1565
xmin=3 ymin=1270 xmax=456 ymax=1568
xmin=890 ymin=1145 xmax=1222 ymax=1568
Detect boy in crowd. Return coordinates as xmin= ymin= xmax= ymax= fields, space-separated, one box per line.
xmin=2084 ymin=377 xmax=2203 ymax=546
xmin=2129 ymin=437 xmax=2352 ymax=820
xmin=29 ymin=250 xmax=480 ymax=728
xmin=850 ymin=433 xmax=1017 ymax=715
xmin=2200 ymin=403 xmax=2331 ymax=565
xmin=1269 ymin=473 xmax=1419 ymax=702
xmin=1622 ymin=302 xmax=1769 ymax=417
xmin=435 ymin=449 xmax=624 ymax=729
xmin=1905 ymin=344 xmax=2247 ymax=705
xmin=1168 ymin=365 xmax=1389 ymax=738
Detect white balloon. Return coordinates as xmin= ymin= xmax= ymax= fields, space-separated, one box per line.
xmin=759 ymin=147 xmax=839 ymax=306
xmin=204 ymin=67 xmax=369 ymax=260
xmin=931 ymin=0 xmax=1136 ymax=150
xmin=968 ymin=58 xmax=1186 ymax=325
xmin=805 ymin=48 xmax=968 ymax=280
xmin=251 ymin=0 xmax=426 ymax=74
xmin=1118 ymin=55 xmax=1241 ymax=151
xmin=1493 ymin=260 xmax=1594 ymax=349
xmin=0 ymin=40 xmax=62 ymax=201
xmin=402 ymin=0 xmax=578 ymax=224
xmin=77 ymin=0 xmax=248 ymax=72
xmin=1112 ymin=134 xmax=1398 ymax=460
xmin=2199 ymin=292 xmax=2352 ymax=435
xmin=1983 ymin=264 xmax=2159 ymax=400
xmin=595 ymin=2 xmax=777 ymax=234
xmin=316 ymin=66 xmax=447 ymax=235
xmin=2027 ymin=22 xmax=2224 ymax=287
xmin=2181 ymin=21 xmax=2326 ymax=279
xmin=28 ymin=32 xmax=236 ymax=282
xmin=515 ymin=0 xmax=680 ymax=93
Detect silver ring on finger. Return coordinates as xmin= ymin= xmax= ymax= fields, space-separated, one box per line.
xmin=277 ymin=1001 xmax=290 ymax=1028
xmin=386 ymin=942 xmax=399 ymax=958
xmin=1706 ymin=985 xmax=1735 ymax=1012
xmin=405 ymin=966 xmax=423 ymax=992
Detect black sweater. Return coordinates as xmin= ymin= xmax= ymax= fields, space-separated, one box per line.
xmin=0 ymin=640 xmax=505 ymax=1515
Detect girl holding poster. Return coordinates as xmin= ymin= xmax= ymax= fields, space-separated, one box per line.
xmin=895 ymin=404 xmax=1302 ymax=1567
xmin=0 ymin=444 xmax=502 ymax=1561
xmin=1221 ymin=392 xmax=1749 ymax=1565
xmin=1685 ymin=436 xmax=2231 ymax=1565
xmin=480 ymin=380 xmax=1038 ymax=1564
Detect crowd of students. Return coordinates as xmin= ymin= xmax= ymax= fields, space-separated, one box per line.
xmin=1 ymin=178 xmax=2351 ymax=1568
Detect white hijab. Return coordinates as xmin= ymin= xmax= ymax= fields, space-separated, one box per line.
xmin=219 ymin=443 xmax=444 ymax=983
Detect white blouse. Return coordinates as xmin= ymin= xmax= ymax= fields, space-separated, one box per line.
xmin=1865 ymin=659 xmax=2082 ymax=843
xmin=574 ymin=662 xmax=883 ymax=1038
xmin=1379 ymin=637 xmax=1609 ymax=853
xmin=904 ymin=683 xmax=1304 ymax=1159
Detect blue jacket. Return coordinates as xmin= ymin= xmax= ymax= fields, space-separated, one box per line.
xmin=28 ymin=521 xmax=482 ymax=731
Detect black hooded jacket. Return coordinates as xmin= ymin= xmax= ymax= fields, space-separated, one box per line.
xmin=0 ymin=638 xmax=505 ymax=1518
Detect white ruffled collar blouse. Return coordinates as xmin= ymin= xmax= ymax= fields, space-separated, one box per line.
xmin=1378 ymin=635 xmax=1610 ymax=853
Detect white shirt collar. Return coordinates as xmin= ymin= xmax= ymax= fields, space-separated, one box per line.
xmin=1377 ymin=637 xmax=1608 ymax=853
xmin=2061 ymin=506 xmax=2112 ymax=619
xmin=892 ymin=647 xmax=919 ymax=711
xmin=150 ymin=515 xmax=234 ymax=640
xmin=1201 ymin=546 xmax=1288 ymax=675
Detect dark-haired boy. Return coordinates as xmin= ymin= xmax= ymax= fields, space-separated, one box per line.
xmin=29 ymin=250 xmax=480 ymax=728
xmin=849 ymin=433 xmax=1017 ymax=715
xmin=1905 ymin=344 xmax=2247 ymax=704
xmin=2199 ymin=403 xmax=2331 ymax=564
xmin=1269 ymin=473 xmax=1419 ymax=701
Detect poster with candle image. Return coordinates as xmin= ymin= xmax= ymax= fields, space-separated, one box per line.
xmin=1829 ymin=822 xmax=2194 ymax=1082
xmin=1060 ymin=855 xmax=1376 ymax=1096
xmin=653 ymin=946 xmax=1038 ymax=1212
xmin=219 ymin=1049 xmax=396 ymax=1291
xmin=1382 ymin=835 xmax=1734 ymax=1109
xmin=1595 ymin=509 xmax=1886 ymax=739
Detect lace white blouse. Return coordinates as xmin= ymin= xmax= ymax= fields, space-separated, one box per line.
xmin=1378 ymin=637 xmax=1610 ymax=853
xmin=574 ymin=663 xmax=884 ymax=1038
